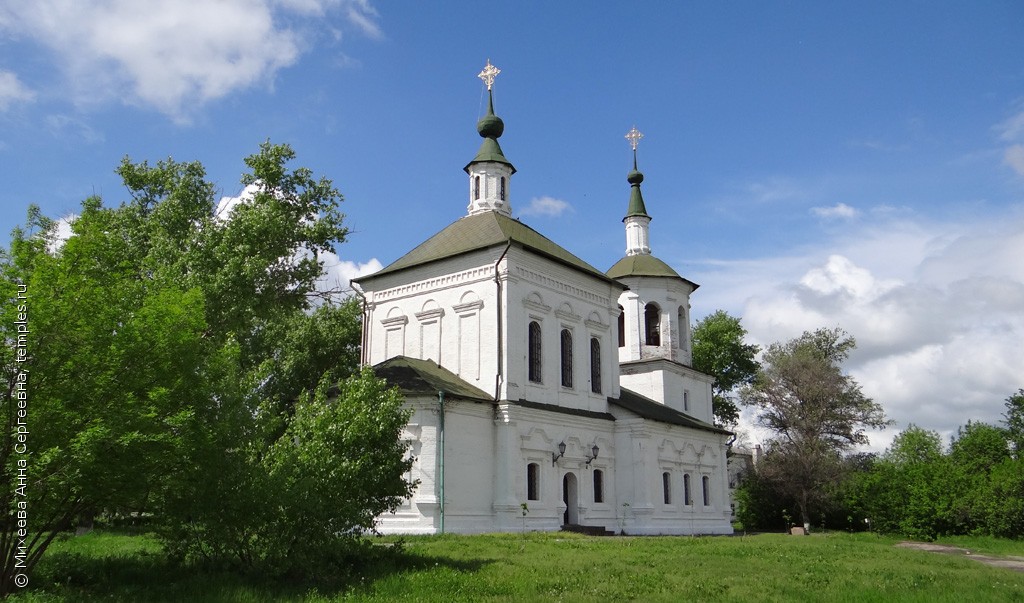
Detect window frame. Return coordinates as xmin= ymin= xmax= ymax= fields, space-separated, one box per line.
xmin=528 ymin=321 xmax=542 ymax=383
xmin=560 ymin=328 xmax=573 ymax=388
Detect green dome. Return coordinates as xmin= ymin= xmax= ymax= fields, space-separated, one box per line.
xmin=627 ymin=169 xmax=644 ymax=185
xmin=477 ymin=113 xmax=504 ymax=138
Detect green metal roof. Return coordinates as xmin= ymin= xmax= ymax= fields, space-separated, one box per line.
xmin=624 ymin=173 xmax=649 ymax=218
xmin=464 ymin=137 xmax=515 ymax=172
xmin=357 ymin=211 xmax=623 ymax=286
xmin=606 ymin=254 xmax=700 ymax=292
xmin=372 ymin=356 xmax=493 ymax=402
xmin=612 ymin=388 xmax=731 ymax=435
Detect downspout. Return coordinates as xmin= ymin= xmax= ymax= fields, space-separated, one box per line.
xmin=494 ymin=240 xmax=512 ymax=401
xmin=351 ymin=281 xmax=369 ymax=366
xmin=437 ymin=390 xmax=446 ymax=534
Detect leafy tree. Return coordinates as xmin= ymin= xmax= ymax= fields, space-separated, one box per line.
xmin=1004 ymin=389 xmax=1024 ymax=457
xmin=740 ymin=327 xmax=889 ymax=529
xmin=691 ymin=310 xmax=760 ymax=427
xmin=0 ymin=143 xmax=409 ymax=592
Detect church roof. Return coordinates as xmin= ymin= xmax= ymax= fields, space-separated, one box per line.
xmin=606 ymin=254 xmax=700 ymax=290
xmin=612 ymin=388 xmax=730 ymax=435
xmin=372 ymin=356 xmax=493 ymax=402
xmin=358 ymin=211 xmax=623 ymax=287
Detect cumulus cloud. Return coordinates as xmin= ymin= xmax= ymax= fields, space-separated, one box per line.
xmin=0 ymin=70 xmax=34 ymax=110
xmin=520 ymin=196 xmax=572 ymax=218
xmin=810 ymin=202 xmax=859 ymax=220
xmin=695 ymin=212 xmax=1024 ymax=452
xmin=0 ymin=0 xmax=380 ymax=121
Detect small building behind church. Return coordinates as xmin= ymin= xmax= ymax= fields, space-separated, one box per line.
xmin=352 ymin=62 xmax=734 ymax=536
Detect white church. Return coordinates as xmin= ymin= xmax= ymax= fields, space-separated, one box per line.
xmin=352 ymin=62 xmax=734 ymax=536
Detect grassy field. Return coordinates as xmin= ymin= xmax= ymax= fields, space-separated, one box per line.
xmin=10 ymin=530 xmax=1024 ymax=602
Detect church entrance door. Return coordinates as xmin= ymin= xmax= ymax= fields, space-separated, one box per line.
xmin=562 ymin=472 xmax=579 ymax=525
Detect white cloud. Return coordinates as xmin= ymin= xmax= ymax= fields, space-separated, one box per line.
xmin=1004 ymin=144 xmax=1024 ymax=177
xmin=319 ymin=256 xmax=382 ymax=296
xmin=0 ymin=0 xmax=380 ymax=121
xmin=996 ymin=107 xmax=1024 ymax=142
xmin=0 ymin=70 xmax=35 ymax=110
xmin=520 ymin=196 xmax=572 ymax=218
xmin=810 ymin=202 xmax=858 ymax=220
xmin=694 ymin=211 xmax=1024 ymax=452
xmin=45 ymin=114 xmax=104 ymax=143
xmin=745 ymin=177 xmax=806 ymax=204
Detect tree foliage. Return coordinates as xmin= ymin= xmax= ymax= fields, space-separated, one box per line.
xmin=740 ymin=327 xmax=888 ymax=528
xmin=691 ymin=310 xmax=760 ymax=427
xmin=1 ymin=143 xmax=411 ymax=592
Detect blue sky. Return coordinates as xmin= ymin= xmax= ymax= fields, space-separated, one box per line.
xmin=2 ymin=1 xmax=1023 ymax=450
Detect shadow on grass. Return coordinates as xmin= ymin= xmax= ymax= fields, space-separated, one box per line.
xmin=27 ymin=542 xmax=490 ymax=602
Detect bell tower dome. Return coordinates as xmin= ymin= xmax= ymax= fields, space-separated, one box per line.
xmin=464 ymin=60 xmax=516 ymax=216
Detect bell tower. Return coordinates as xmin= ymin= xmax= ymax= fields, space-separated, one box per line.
xmin=465 ymin=60 xmax=516 ymax=216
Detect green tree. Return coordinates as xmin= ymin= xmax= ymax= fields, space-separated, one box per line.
xmin=740 ymin=327 xmax=889 ymax=530
xmin=1004 ymin=389 xmax=1024 ymax=457
xmin=0 ymin=143 xmax=409 ymax=592
xmin=691 ymin=310 xmax=760 ymax=427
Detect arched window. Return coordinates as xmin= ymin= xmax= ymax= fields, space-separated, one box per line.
xmin=702 ymin=475 xmax=711 ymax=506
xmin=662 ymin=472 xmax=672 ymax=504
xmin=678 ymin=306 xmax=686 ymax=350
xmin=644 ymin=303 xmax=661 ymax=346
xmin=593 ymin=469 xmax=604 ymax=503
xmin=474 ymin=176 xmax=481 ymax=200
xmin=590 ymin=337 xmax=602 ymax=394
xmin=683 ymin=473 xmax=692 ymax=505
xmin=560 ymin=328 xmax=573 ymax=388
xmin=528 ymin=321 xmax=542 ymax=383
xmin=527 ymin=463 xmax=540 ymax=501
xmin=500 ymin=176 xmax=506 ymax=201
xmin=617 ymin=305 xmax=625 ymax=348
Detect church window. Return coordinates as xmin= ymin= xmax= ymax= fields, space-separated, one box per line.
xmin=617 ymin=305 xmax=625 ymax=348
xmin=590 ymin=337 xmax=602 ymax=394
xmin=702 ymin=475 xmax=711 ymax=506
xmin=683 ymin=390 xmax=690 ymax=412
xmin=644 ymin=303 xmax=661 ymax=346
xmin=500 ymin=176 xmax=506 ymax=201
xmin=662 ymin=472 xmax=672 ymax=504
xmin=678 ymin=306 xmax=686 ymax=351
xmin=528 ymin=321 xmax=542 ymax=383
xmin=527 ymin=463 xmax=540 ymax=501
xmin=560 ymin=328 xmax=573 ymax=388
xmin=684 ymin=473 xmax=692 ymax=505
xmin=593 ymin=469 xmax=604 ymax=503
xmin=474 ymin=176 xmax=481 ymax=200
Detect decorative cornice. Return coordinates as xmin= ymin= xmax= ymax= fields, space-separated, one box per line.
xmin=372 ymin=265 xmax=495 ymax=302
xmin=380 ymin=315 xmax=408 ymax=328
xmin=415 ymin=308 xmax=445 ymax=322
xmin=522 ymin=297 xmax=552 ymax=315
xmin=514 ymin=265 xmax=615 ymax=307
xmin=453 ymin=299 xmax=485 ymax=314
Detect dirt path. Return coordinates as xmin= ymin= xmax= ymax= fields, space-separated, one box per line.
xmin=896 ymin=541 xmax=1024 ymax=572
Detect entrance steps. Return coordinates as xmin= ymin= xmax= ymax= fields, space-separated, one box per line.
xmin=561 ymin=524 xmax=617 ymax=536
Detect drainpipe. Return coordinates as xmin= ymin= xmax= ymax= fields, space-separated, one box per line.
xmin=351 ymin=281 xmax=369 ymax=366
xmin=493 ymin=240 xmax=512 ymax=401
xmin=438 ymin=390 xmax=446 ymax=534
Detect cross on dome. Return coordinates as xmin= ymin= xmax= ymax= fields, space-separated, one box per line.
xmin=478 ymin=60 xmax=501 ymax=90
xmin=625 ymin=126 xmax=644 ymax=151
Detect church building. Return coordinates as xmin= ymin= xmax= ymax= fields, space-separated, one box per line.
xmin=352 ymin=62 xmax=733 ymax=535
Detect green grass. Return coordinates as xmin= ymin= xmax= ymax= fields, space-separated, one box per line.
xmin=10 ymin=530 xmax=1024 ymax=602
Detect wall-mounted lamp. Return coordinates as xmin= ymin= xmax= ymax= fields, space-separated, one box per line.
xmin=552 ymin=441 xmax=567 ymax=465
xmin=585 ymin=444 xmax=600 ymax=465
